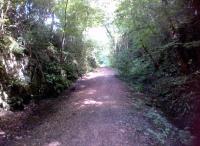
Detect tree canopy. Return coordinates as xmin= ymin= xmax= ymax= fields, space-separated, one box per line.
xmin=0 ymin=0 xmax=103 ymax=110
xmin=111 ymin=0 xmax=200 ymax=131
xmin=1 ymin=0 xmax=200 ymax=138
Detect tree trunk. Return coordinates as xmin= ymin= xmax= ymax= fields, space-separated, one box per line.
xmin=60 ymin=0 xmax=69 ymax=63
xmin=142 ymin=43 xmax=159 ymax=70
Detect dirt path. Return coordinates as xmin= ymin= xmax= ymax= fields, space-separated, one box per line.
xmin=2 ymin=67 xmax=191 ymax=146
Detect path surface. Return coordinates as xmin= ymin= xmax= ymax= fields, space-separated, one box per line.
xmin=2 ymin=68 xmax=191 ymax=146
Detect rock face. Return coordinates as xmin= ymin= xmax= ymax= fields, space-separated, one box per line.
xmin=1 ymin=54 xmax=29 ymax=82
xmin=0 ymin=35 xmax=37 ymax=110
xmin=0 ymin=35 xmax=79 ymax=110
xmin=0 ymin=50 xmax=30 ymax=110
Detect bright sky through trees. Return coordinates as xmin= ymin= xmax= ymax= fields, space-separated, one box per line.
xmin=85 ymin=0 xmax=118 ymax=66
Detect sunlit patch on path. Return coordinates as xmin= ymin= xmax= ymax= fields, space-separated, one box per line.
xmin=2 ymin=67 xmax=191 ymax=146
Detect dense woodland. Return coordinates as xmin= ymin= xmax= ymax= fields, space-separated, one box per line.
xmin=111 ymin=0 xmax=200 ymax=133
xmin=1 ymin=0 xmax=200 ymax=141
xmin=0 ymin=0 xmax=101 ymax=110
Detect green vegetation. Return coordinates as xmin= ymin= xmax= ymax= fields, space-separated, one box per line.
xmin=111 ymin=0 xmax=200 ymax=129
xmin=1 ymin=0 xmax=200 ymax=136
xmin=0 ymin=0 xmax=102 ymax=110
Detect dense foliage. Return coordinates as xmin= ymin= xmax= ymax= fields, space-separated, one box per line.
xmin=112 ymin=0 xmax=200 ymax=129
xmin=1 ymin=0 xmax=200 ymax=138
xmin=0 ymin=0 xmax=102 ymax=110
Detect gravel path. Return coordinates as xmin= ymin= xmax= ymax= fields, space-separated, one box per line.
xmin=2 ymin=67 xmax=192 ymax=146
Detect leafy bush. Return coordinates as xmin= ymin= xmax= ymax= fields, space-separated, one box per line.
xmin=87 ymin=56 xmax=97 ymax=69
xmin=112 ymin=0 xmax=200 ymax=130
